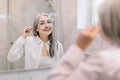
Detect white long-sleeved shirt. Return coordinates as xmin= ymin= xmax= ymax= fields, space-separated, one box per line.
xmin=7 ymin=36 xmax=64 ymax=69
xmin=48 ymin=45 xmax=120 ymax=80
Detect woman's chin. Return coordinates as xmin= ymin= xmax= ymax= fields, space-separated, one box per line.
xmin=44 ymin=32 xmax=52 ymax=36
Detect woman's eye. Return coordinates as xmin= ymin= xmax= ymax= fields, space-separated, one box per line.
xmin=48 ymin=21 xmax=52 ymax=23
xmin=40 ymin=23 xmax=44 ymax=25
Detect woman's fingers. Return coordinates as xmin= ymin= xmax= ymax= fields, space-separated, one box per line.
xmin=26 ymin=27 xmax=32 ymax=30
xmin=25 ymin=28 xmax=31 ymax=33
xmin=76 ymin=26 xmax=100 ymax=50
xmin=22 ymin=27 xmax=32 ymax=38
xmin=83 ymin=26 xmax=100 ymax=40
xmin=24 ymin=27 xmax=32 ymax=33
xmin=90 ymin=27 xmax=100 ymax=38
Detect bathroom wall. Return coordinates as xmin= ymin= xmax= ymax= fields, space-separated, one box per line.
xmin=0 ymin=0 xmax=9 ymax=71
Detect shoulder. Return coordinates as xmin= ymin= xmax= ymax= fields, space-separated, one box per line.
xmin=94 ymin=48 xmax=120 ymax=70
xmin=86 ymin=48 xmax=120 ymax=66
xmin=25 ymin=36 xmax=36 ymax=43
xmin=98 ymin=48 xmax=120 ymax=77
xmin=26 ymin=36 xmax=34 ymax=39
xmin=98 ymin=48 xmax=120 ymax=59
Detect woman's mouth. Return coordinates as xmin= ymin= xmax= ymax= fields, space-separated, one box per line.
xmin=43 ymin=28 xmax=51 ymax=32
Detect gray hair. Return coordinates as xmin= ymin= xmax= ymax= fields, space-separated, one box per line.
xmin=33 ymin=13 xmax=58 ymax=57
xmin=98 ymin=0 xmax=120 ymax=46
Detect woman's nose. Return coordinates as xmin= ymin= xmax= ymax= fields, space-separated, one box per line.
xmin=45 ymin=23 xmax=49 ymax=27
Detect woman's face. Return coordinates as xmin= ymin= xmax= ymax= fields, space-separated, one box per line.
xmin=36 ymin=15 xmax=53 ymax=37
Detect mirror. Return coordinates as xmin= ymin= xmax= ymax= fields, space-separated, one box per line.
xmin=0 ymin=0 xmax=103 ymax=73
xmin=0 ymin=0 xmax=63 ymax=72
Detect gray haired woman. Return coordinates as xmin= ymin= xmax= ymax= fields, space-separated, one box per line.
xmin=48 ymin=0 xmax=120 ymax=80
xmin=7 ymin=13 xmax=64 ymax=69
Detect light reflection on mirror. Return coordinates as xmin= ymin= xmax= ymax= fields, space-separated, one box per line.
xmin=77 ymin=0 xmax=103 ymax=29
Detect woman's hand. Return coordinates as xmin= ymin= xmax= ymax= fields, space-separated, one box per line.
xmin=22 ymin=27 xmax=32 ymax=38
xmin=76 ymin=26 xmax=100 ymax=51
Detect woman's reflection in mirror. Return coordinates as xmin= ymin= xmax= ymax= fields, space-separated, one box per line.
xmin=7 ymin=13 xmax=64 ymax=69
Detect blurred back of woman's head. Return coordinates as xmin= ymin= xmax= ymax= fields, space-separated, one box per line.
xmin=99 ymin=0 xmax=120 ymax=46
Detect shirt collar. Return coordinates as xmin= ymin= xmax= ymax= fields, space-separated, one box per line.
xmin=36 ymin=36 xmax=50 ymax=45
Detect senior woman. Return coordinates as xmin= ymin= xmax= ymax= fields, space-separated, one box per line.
xmin=7 ymin=13 xmax=64 ymax=69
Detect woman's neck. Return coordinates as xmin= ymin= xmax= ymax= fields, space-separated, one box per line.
xmin=39 ymin=35 xmax=49 ymax=42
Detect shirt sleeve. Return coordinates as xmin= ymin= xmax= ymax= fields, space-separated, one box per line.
xmin=7 ymin=36 xmax=26 ymax=63
xmin=48 ymin=45 xmax=85 ymax=80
